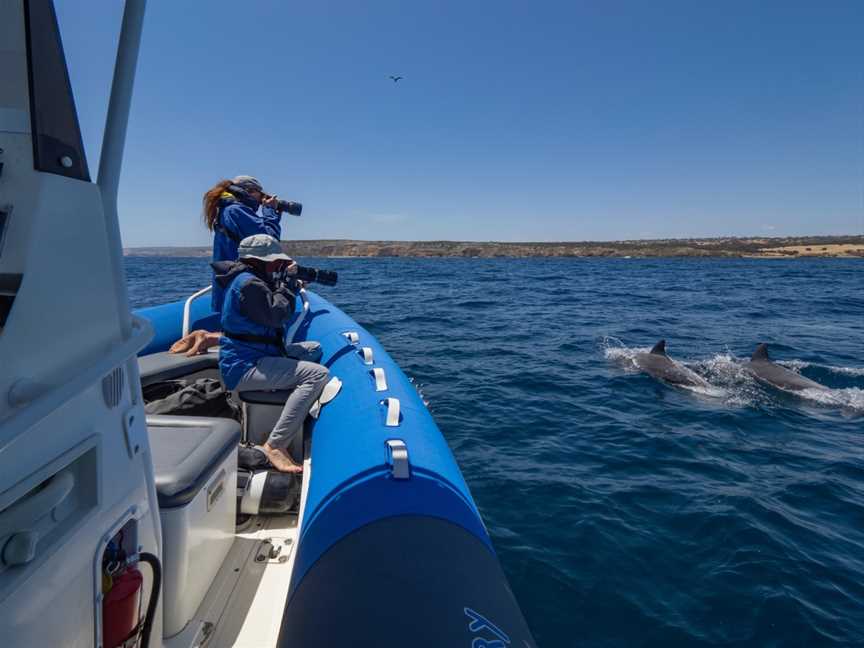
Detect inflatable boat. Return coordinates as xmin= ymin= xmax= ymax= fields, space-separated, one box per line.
xmin=0 ymin=1 xmax=535 ymax=645
xmin=135 ymin=288 xmax=535 ymax=646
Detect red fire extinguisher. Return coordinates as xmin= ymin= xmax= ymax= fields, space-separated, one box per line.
xmin=102 ymin=565 xmax=143 ymax=648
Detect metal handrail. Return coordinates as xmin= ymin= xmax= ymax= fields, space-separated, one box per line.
xmin=181 ymin=285 xmax=213 ymax=337
xmin=183 ymin=284 xmax=308 ymax=340
xmin=97 ymin=0 xmax=147 ymax=340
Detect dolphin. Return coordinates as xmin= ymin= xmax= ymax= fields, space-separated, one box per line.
xmin=634 ymin=340 xmax=710 ymax=388
xmin=745 ymin=344 xmax=828 ymax=392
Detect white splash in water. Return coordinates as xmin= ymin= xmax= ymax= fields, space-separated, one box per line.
xmin=679 ymin=382 xmax=728 ymax=399
xmin=798 ymin=387 xmax=864 ymax=413
xmin=831 ymin=366 xmax=864 ymax=377
xmin=600 ymin=336 xmax=647 ymax=373
xmin=408 ymin=375 xmax=430 ymax=407
xmin=779 ymin=360 xmax=864 ymax=378
xmin=690 ymin=353 xmax=767 ymax=407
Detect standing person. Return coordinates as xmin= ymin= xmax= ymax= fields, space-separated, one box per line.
xmin=203 ymin=175 xmax=284 ymax=313
xmin=213 ymin=234 xmax=329 ymax=473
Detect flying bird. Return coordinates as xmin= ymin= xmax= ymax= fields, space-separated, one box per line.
xmin=389 ymin=75 xmax=403 ymax=82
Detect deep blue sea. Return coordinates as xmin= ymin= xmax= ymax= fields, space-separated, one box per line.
xmin=127 ymin=257 xmax=864 ymax=647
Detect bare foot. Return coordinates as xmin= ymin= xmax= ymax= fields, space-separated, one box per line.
xmin=262 ymin=443 xmax=303 ymax=473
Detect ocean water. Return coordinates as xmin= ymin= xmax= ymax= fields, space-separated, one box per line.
xmin=126 ymin=256 xmax=864 ymax=647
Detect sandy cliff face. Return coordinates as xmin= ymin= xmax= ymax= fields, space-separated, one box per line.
xmin=125 ymin=236 xmax=864 ymax=258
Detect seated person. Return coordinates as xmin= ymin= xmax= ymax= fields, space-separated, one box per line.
xmin=212 ymin=234 xmax=329 ymax=473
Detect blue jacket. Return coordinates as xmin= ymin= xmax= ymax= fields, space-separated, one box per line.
xmin=210 ymin=190 xmax=281 ymax=312
xmin=213 ymin=260 xmax=298 ymax=389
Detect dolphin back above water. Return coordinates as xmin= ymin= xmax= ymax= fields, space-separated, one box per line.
xmin=745 ymin=344 xmax=828 ymax=392
xmin=634 ymin=340 xmax=710 ymax=388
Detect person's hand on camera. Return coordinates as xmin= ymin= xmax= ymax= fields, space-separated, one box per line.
xmin=271 ymin=260 xmax=298 ymax=294
xmin=262 ymin=194 xmax=280 ymax=211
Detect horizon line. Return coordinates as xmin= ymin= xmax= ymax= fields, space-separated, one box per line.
xmin=124 ymin=233 xmax=864 ymax=249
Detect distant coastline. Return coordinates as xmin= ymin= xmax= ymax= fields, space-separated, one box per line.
xmin=124 ymin=235 xmax=864 ymax=259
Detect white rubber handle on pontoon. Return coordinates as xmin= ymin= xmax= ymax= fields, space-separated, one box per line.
xmin=284 ymin=289 xmax=311 ymax=344
xmin=383 ymin=397 xmax=401 ymax=427
xmin=360 ymin=347 xmax=374 ymax=365
xmin=385 ymin=439 xmax=410 ymax=480
xmin=309 ymin=376 xmax=343 ymax=419
xmin=181 ymin=285 xmax=213 ymax=337
xmin=372 ymin=368 xmax=388 ymax=392
xmin=342 ymin=331 xmax=360 ymax=344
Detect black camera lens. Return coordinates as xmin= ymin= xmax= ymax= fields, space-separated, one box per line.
xmin=277 ymin=200 xmax=302 ymax=216
xmin=295 ymin=265 xmax=338 ymax=287
xmin=312 ymin=269 xmax=338 ymax=286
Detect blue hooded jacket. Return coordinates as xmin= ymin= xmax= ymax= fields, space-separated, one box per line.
xmin=210 ymin=188 xmax=281 ymax=312
xmin=212 ymin=260 xmax=298 ymax=389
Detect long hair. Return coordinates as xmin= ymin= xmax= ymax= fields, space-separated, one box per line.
xmin=202 ymin=179 xmax=233 ymax=231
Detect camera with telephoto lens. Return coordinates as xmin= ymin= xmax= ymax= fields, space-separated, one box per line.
xmin=266 ymin=195 xmax=302 ymax=216
xmin=274 ymin=263 xmax=338 ymax=287
xmin=294 ymin=265 xmax=337 ymax=286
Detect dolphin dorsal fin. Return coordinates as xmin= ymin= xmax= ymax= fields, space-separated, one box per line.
xmin=650 ymin=340 xmax=667 ymax=355
xmin=752 ymin=343 xmax=770 ymax=361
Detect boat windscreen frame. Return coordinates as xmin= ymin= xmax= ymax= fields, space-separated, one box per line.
xmin=23 ymin=0 xmax=91 ymax=182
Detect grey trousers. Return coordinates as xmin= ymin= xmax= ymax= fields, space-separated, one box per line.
xmin=235 ymin=342 xmax=329 ymax=450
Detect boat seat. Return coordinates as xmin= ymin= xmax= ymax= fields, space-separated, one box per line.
xmin=138 ymin=351 xmax=219 ymax=387
xmin=237 ymin=390 xmax=292 ymax=405
xmin=147 ymin=415 xmax=241 ymax=508
xmin=235 ymin=390 xmax=292 ymax=446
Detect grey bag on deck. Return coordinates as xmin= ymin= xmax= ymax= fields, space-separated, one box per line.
xmin=143 ymin=378 xmax=240 ymax=420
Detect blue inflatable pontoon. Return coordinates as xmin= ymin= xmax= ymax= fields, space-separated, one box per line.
xmin=136 ymin=289 xmax=535 ymax=646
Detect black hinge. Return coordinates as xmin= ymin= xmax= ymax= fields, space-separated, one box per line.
xmin=0 ymin=273 xmax=23 ymax=330
xmin=0 ymin=205 xmax=10 ymax=259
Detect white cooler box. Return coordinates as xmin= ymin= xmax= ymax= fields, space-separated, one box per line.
xmin=148 ymin=415 xmax=240 ymax=637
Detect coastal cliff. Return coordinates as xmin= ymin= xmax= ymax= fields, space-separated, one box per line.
xmin=125 ymin=235 xmax=864 ymax=258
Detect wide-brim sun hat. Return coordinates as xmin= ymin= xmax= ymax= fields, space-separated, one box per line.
xmin=237 ymin=234 xmax=292 ymax=262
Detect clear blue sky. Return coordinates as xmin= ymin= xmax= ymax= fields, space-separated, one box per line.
xmin=56 ymin=1 xmax=863 ymax=246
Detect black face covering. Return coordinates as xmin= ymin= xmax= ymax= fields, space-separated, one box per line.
xmin=240 ymin=258 xmax=275 ymax=285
